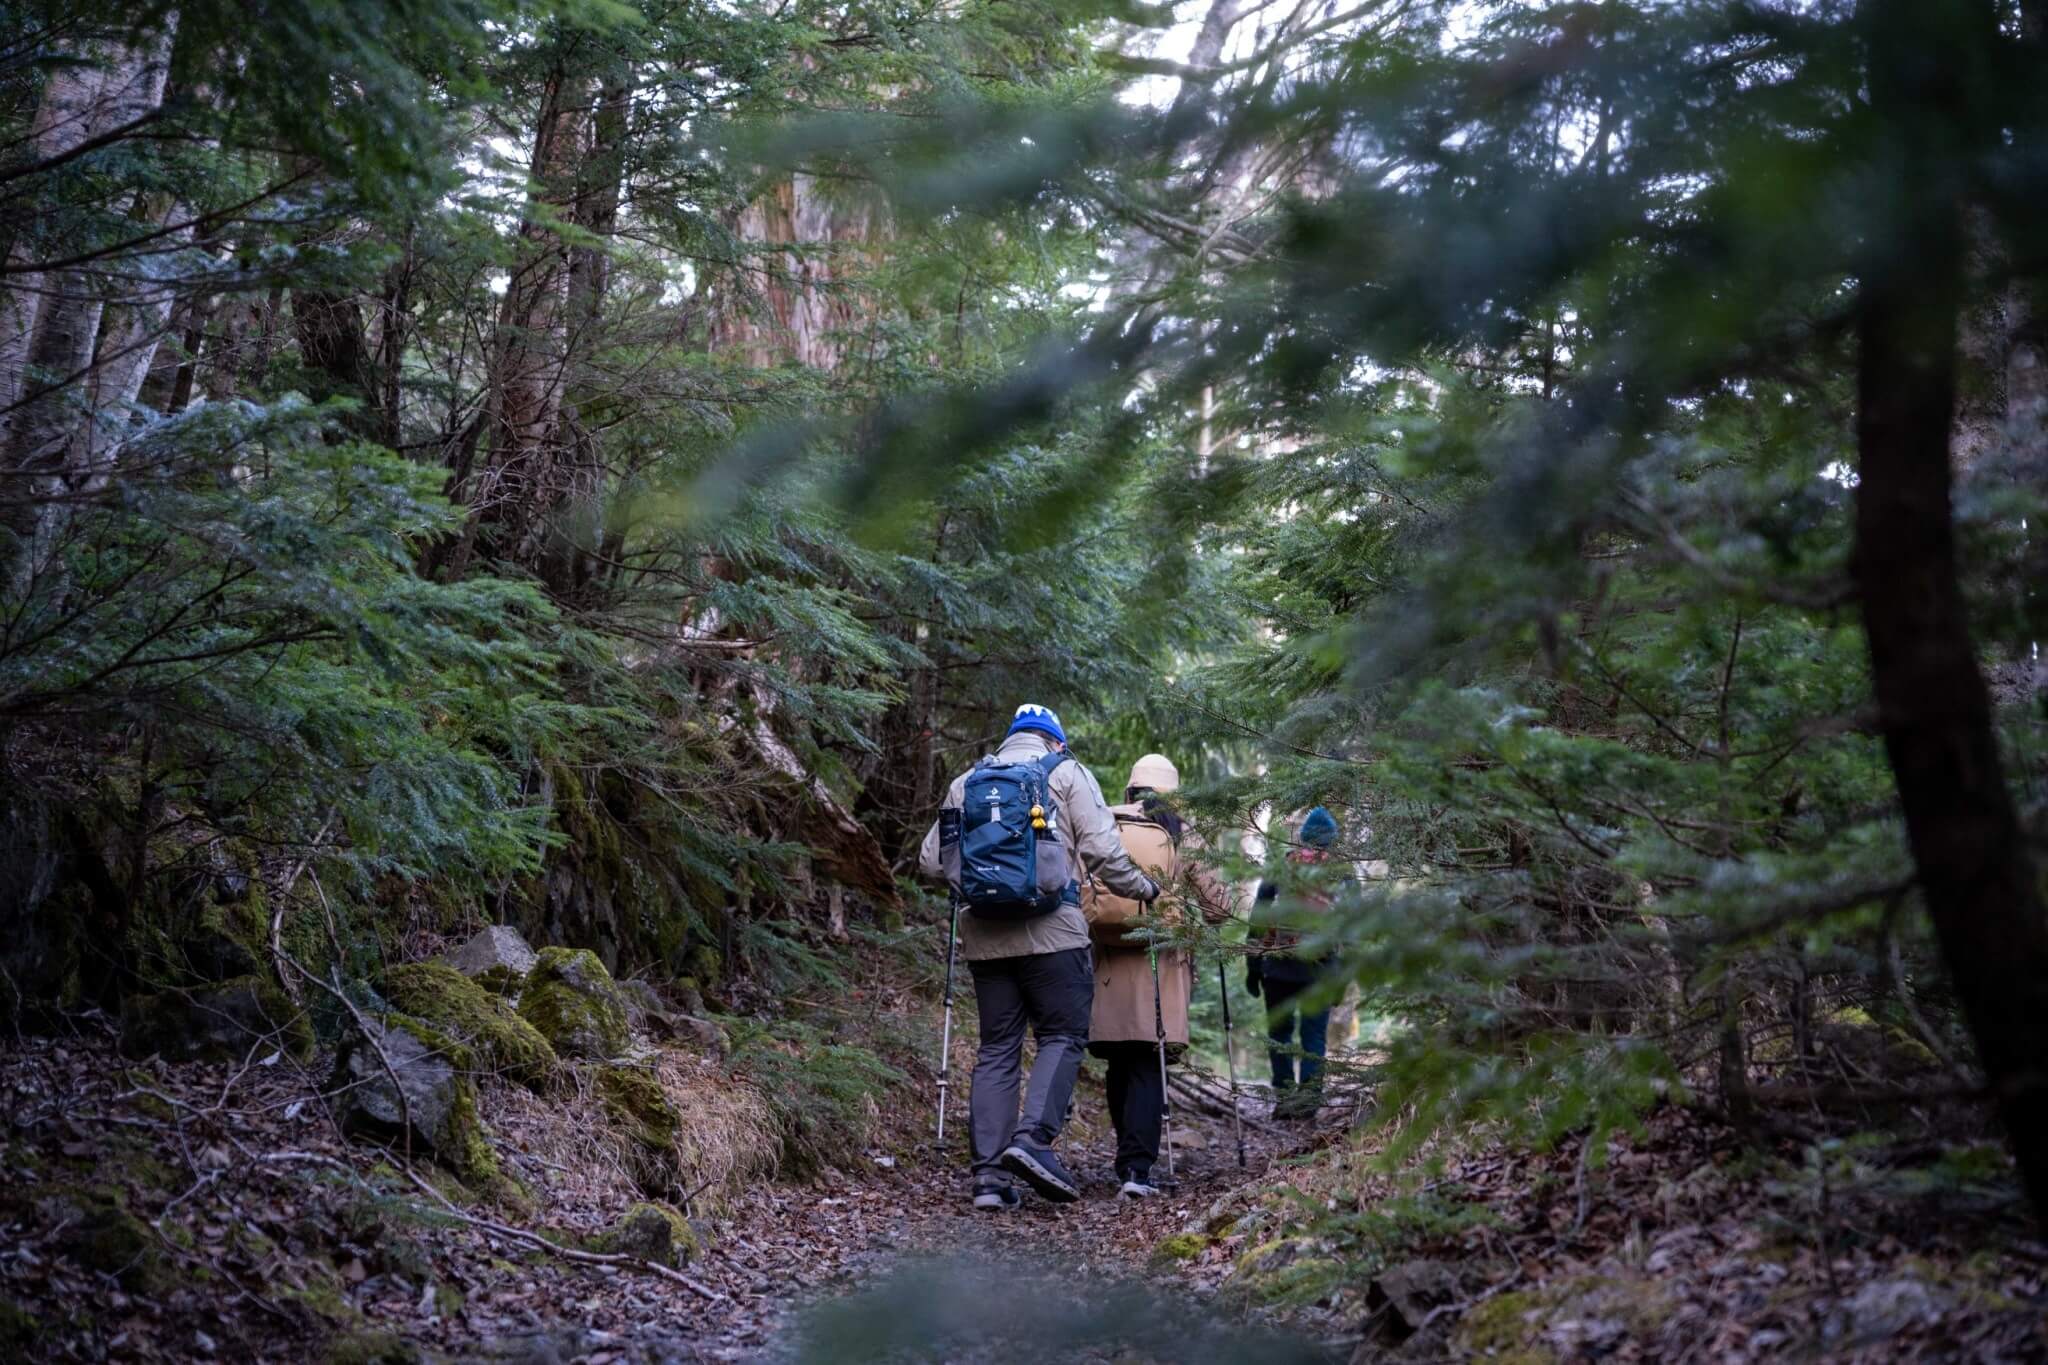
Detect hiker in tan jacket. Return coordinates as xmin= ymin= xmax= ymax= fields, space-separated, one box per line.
xmin=1080 ymin=753 xmax=1235 ymax=1197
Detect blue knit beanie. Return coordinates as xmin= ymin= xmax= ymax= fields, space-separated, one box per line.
xmin=1300 ymin=806 xmax=1338 ymax=848
xmin=1006 ymin=703 xmax=1067 ymax=745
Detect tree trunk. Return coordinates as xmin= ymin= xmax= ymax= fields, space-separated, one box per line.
xmin=78 ymin=193 xmax=187 ymax=469
xmin=0 ymin=25 xmax=176 ymax=577
xmin=710 ymin=172 xmax=887 ymax=372
xmin=445 ymin=64 xmax=590 ymax=578
xmin=0 ymin=52 xmax=117 ymax=410
xmin=1855 ymin=0 xmax=2048 ymax=1230
xmin=537 ymin=71 xmax=631 ymax=598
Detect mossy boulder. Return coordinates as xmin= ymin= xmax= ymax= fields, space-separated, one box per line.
xmin=517 ymin=947 xmax=629 ymax=1060
xmin=332 ymin=1015 xmax=498 ymax=1185
xmin=43 ymin=1189 xmax=165 ymax=1291
xmin=597 ymin=1065 xmax=680 ymax=1151
xmin=473 ymin=964 xmax=523 ymax=998
xmin=596 ymin=1064 xmax=683 ymax=1194
xmin=321 ymin=1329 xmax=424 ymax=1365
xmin=383 ymin=962 xmax=557 ymax=1091
xmin=119 ymin=974 xmax=313 ymax=1063
xmin=597 ymin=1202 xmax=697 ymax=1268
xmin=1152 ymin=1231 xmax=1212 ymax=1264
xmin=1453 ymin=1290 xmax=1552 ymax=1365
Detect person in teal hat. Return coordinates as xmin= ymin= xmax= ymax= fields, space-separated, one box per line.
xmin=1247 ymin=806 xmax=1340 ymax=1118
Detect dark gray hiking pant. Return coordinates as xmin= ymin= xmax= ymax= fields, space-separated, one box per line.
xmin=967 ymin=946 xmax=1093 ymax=1177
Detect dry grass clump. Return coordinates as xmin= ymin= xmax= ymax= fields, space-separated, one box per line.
xmin=481 ymin=1045 xmax=779 ymax=1224
xmin=648 ymin=1047 xmax=781 ymax=1214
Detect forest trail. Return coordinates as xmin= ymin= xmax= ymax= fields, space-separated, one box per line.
xmin=497 ymin=1063 xmax=1335 ymax=1362
xmin=7 ymin=1026 xmax=2046 ymax=1363
xmin=0 ymin=1033 xmax=1332 ymax=1364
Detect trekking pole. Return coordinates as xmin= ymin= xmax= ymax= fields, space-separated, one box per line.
xmin=1219 ymin=956 xmax=1247 ymax=1169
xmin=1152 ymin=944 xmax=1177 ymax=1189
xmin=936 ymin=891 xmax=960 ymax=1144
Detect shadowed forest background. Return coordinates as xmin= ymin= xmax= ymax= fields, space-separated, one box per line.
xmin=0 ymin=0 xmax=2045 ymax=1360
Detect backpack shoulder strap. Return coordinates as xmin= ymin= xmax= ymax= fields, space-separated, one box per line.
xmin=1037 ymin=750 xmax=1070 ymax=780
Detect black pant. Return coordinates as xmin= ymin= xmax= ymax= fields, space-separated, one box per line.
xmin=1098 ymin=1042 xmax=1164 ymax=1182
xmin=1263 ymin=973 xmax=1330 ymax=1090
xmin=966 ymin=947 xmax=1093 ymax=1176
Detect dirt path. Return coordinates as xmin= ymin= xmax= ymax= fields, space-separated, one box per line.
xmin=674 ymin=1067 xmax=1334 ymax=1362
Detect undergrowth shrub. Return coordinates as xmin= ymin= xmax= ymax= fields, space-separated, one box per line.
xmin=721 ymin=1016 xmax=906 ymax=1176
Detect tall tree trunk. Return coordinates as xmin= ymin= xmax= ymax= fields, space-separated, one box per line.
xmin=291 ymin=288 xmax=382 ymax=435
xmin=710 ymin=172 xmax=887 ymax=372
xmin=444 ymin=64 xmax=590 ymax=579
xmin=1855 ymin=0 xmax=2048 ymax=1230
xmin=1 ymin=24 xmax=176 ymax=578
xmin=78 ymin=192 xmax=187 ymax=469
xmin=539 ymin=71 xmax=631 ymax=598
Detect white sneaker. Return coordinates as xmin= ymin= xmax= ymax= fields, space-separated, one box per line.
xmin=1118 ymin=1178 xmax=1160 ymax=1199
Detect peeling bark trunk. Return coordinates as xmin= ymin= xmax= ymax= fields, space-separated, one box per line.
xmin=710 ymin=172 xmax=887 ymax=371
xmin=1855 ymin=0 xmax=2048 ymax=1230
xmin=1 ymin=24 xmax=176 ymax=577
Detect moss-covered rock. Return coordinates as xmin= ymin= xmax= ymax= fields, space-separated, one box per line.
xmin=598 ymin=1065 xmax=679 ymax=1147
xmin=517 ymin=947 xmax=629 ymax=1060
xmin=473 ymin=964 xmax=523 ymax=998
xmin=596 ymin=1063 xmax=683 ymax=1194
xmin=46 ymin=1190 xmax=165 ymax=1291
xmin=321 ymin=1329 xmax=423 ymax=1365
xmin=1454 ymin=1290 xmax=1552 ymax=1365
xmin=1152 ymin=1231 xmax=1211 ymax=1264
xmin=597 ymin=1202 xmax=698 ymax=1268
xmin=332 ymin=1015 xmax=498 ymax=1186
xmin=118 ymin=974 xmax=314 ymax=1063
xmin=383 ymin=962 xmax=557 ymax=1091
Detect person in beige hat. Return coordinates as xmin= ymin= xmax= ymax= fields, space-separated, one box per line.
xmin=1080 ymin=753 xmax=1235 ymax=1196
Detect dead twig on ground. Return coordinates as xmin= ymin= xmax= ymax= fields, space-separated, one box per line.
xmin=399 ymin=1166 xmax=728 ymax=1303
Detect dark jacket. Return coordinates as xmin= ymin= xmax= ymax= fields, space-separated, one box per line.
xmin=1250 ymin=848 xmax=1339 ymax=984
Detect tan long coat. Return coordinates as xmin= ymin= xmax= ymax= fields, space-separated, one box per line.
xmin=1084 ymin=805 xmax=1235 ymax=1048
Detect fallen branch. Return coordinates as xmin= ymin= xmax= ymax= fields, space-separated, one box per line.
xmin=401 ymin=1167 xmax=727 ymax=1303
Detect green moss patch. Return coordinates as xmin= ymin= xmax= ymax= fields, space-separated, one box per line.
xmin=597 ymin=1202 xmax=698 ymax=1268
xmin=45 ymin=1190 xmax=166 ymax=1292
xmin=597 ymin=1065 xmax=680 ymax=1151
xmin=383 ymin=962 xmax=557 ymax=1090
xmin=1455 ymin=1290 xmax=1552 ymax=1363
xmin=1153 ymin=1232 xmax=1212 ymax=1264
xmin=321 ymin=1328 xmax=423 ymax=1365
xmin=119 ymin=974 xmax=313 ymax=1063
xmin=517 ymin=947 xmax=629 ymax=1060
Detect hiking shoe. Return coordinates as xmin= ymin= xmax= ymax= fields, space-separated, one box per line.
xmin=972 ymin=1180 xmax=1022 ymax=1212
xmin=1117 ymin=1177 xmax=1160 ymax=1200
xmin=998 ymin=1141 xmax=1080 ymax=1203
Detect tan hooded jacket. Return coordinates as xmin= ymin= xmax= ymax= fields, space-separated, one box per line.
xmin=918 ymin=732 xmax=1158 ymax=961
xmin=1084 ymin=804 xmax=1236 ymax=1048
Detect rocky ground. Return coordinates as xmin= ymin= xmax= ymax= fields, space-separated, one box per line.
xmin=0 ymin=1022 xmax=1317 ymax=1363
xmin=2 ymin=930 xmax=2044 ymax=1364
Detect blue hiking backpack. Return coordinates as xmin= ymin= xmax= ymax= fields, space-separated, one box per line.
xmin=945 ymin=750 xmax=1075 ymax=920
